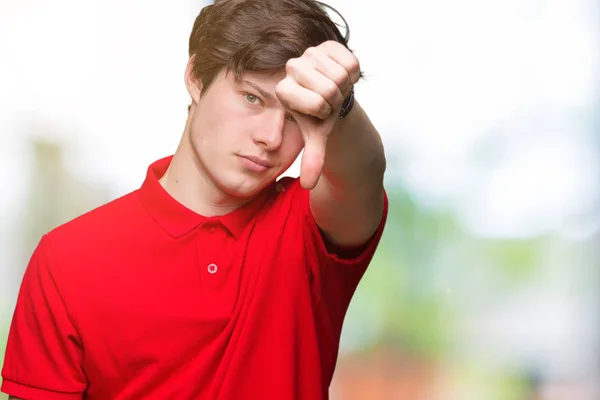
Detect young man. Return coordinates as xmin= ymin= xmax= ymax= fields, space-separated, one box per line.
xmin=1 ymin=0 xmax=387 ymax=398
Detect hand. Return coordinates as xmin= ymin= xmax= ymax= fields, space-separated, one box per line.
xmin=275 ymin=40 xmax=361 ymax=190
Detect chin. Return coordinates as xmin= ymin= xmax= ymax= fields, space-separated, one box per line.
xmin=221 ymin=176 xmax=274 ymax=199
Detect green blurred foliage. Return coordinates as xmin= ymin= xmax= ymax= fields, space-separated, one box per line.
xmin=345 ymin=184 xmax=547 ymax=360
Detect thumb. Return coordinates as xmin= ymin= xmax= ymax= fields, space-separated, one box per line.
xmin=300 ymin=132 xmax=328 ymax=190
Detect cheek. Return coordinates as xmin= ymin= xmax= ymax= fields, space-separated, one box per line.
xmin=281 ymin=130 xmax=304 ymax=159
xmin=193 ymin=104 xmax=245 ymax=146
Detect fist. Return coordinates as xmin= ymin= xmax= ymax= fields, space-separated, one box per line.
xmin=275 ymin=41 xmax=361 ymax=189
xmin=276 ymin=40 xmax=361 ymax=120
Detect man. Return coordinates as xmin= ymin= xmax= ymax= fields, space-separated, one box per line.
xmin=1 ymin=0 xmax=387 ymax=398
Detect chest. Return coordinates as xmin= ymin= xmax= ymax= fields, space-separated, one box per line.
xmin=70 ymin=214 xmax=316 ymax=391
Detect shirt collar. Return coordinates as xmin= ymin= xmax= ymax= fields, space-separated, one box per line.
xmin=138 ymin=155 xmax=273 ymax=239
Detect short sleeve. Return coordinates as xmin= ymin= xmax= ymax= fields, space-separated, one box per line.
xmin=1 ymin=235 xmax=87 ymax=399
xmin=295 ymin=180 xmax=388 ymax=309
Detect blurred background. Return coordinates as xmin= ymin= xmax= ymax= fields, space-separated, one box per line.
xmin=1 ymin=0 xmax=599 ymax=398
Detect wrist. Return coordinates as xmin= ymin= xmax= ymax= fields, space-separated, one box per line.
xmin=338 ymin=86 xmax=355 ymax=120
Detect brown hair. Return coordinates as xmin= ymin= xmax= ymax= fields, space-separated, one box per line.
xmin=188 ymin=0 xmax=357 ymax=95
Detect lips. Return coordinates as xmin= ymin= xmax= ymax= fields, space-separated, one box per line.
xmin=241 ymin=155 xmax=273 ymax=168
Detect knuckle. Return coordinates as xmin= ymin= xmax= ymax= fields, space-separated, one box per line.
xmin=323 ymin=40 xmax=338 ymax=49
xmin=274 ymin=83 xmax=284 ymax=98
xmin=303 ymin=46 xmax=319 ymax=58
xmin=285 ymin=57 xmax=300 ymax=72
xmin=334 ymin=71 xmax=350 ymax=90
xmin=275 ymin=78 xmax=292 ymax=98
xmin=315 ymin=97 xmax=331 ymax=118
xmin=349 ymin=57 xmax=361 ymax=76
xmin=325 ymin=82 xmax=340 ymax=104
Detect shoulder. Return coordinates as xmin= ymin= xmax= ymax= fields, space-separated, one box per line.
xmin=25 ymin=189 xmax=149 ymax=300
xmin=43 ymin=189 xmax=144 ymax=256
xmin=271 ymin=176 xmax=305 ymax=204
xmin=261 ymin=176 xmax=309 ymax=218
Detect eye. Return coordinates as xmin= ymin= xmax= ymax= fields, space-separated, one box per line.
xmin=244 ymin=93 xmax=261 ymax=105
xmin=286 ymin=114 xmax=297 ymax=123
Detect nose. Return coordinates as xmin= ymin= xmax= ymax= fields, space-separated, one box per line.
xmin=252 ymin=110 xmax=286 ymax=151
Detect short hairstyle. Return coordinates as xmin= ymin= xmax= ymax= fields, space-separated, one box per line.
xmin=188 ymin=0 xmax=356 ymax=94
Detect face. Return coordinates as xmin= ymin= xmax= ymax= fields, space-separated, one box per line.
xmin=185 ymin=68 xmax=304 ymax=200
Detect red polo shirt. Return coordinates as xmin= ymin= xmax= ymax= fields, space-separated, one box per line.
xmin=2 ymin=155 xmax=388 ymax=400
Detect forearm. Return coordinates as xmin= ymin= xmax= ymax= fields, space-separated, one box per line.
xmin=320 ymin=100 xmax=386 ymax=192
xmin=309 ymin=100 xmax=386 ymax=246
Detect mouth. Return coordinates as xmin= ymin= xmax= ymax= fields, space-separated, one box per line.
xmin=238 ymin=155 xmax=273 ymax=173
xmin=240 ymin=155 xmax=272 ymax=168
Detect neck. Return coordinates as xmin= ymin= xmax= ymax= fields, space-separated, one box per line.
xmin=158 ymin=119 xmax=250 ymax=217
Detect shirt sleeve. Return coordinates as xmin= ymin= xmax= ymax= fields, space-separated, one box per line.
xmin=294 ymin=179 xmax=389 ymax=309
xmin=1 ymin=235 xmax=87 ymax=399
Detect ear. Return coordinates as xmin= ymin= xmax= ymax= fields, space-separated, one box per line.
xmin=185 ymin=55 xmax=203 ymax=106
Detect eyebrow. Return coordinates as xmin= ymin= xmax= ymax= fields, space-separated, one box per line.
xmin=241 ymin=79 xmax=275 ymax=102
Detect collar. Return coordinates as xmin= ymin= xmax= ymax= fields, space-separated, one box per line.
xmin=138 ymin=155 xmax=272 ymax=239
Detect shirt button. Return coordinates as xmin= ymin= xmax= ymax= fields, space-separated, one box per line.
xmin=209 ymin=227 xmax=215 ymax=233
xmin=207 ymin=263 xmax=218 ymax=274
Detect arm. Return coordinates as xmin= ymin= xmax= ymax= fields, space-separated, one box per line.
xmin=275 ymin=40 xmax=386 ymax=247
xmin=310 ymin=100 xmax=386 ymax=246
xmin=1 ymin=236 xmax=86 ymax=399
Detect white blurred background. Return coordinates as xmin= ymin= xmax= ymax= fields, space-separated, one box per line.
xmin=1 ymin=0 xmax=599 ymax=398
